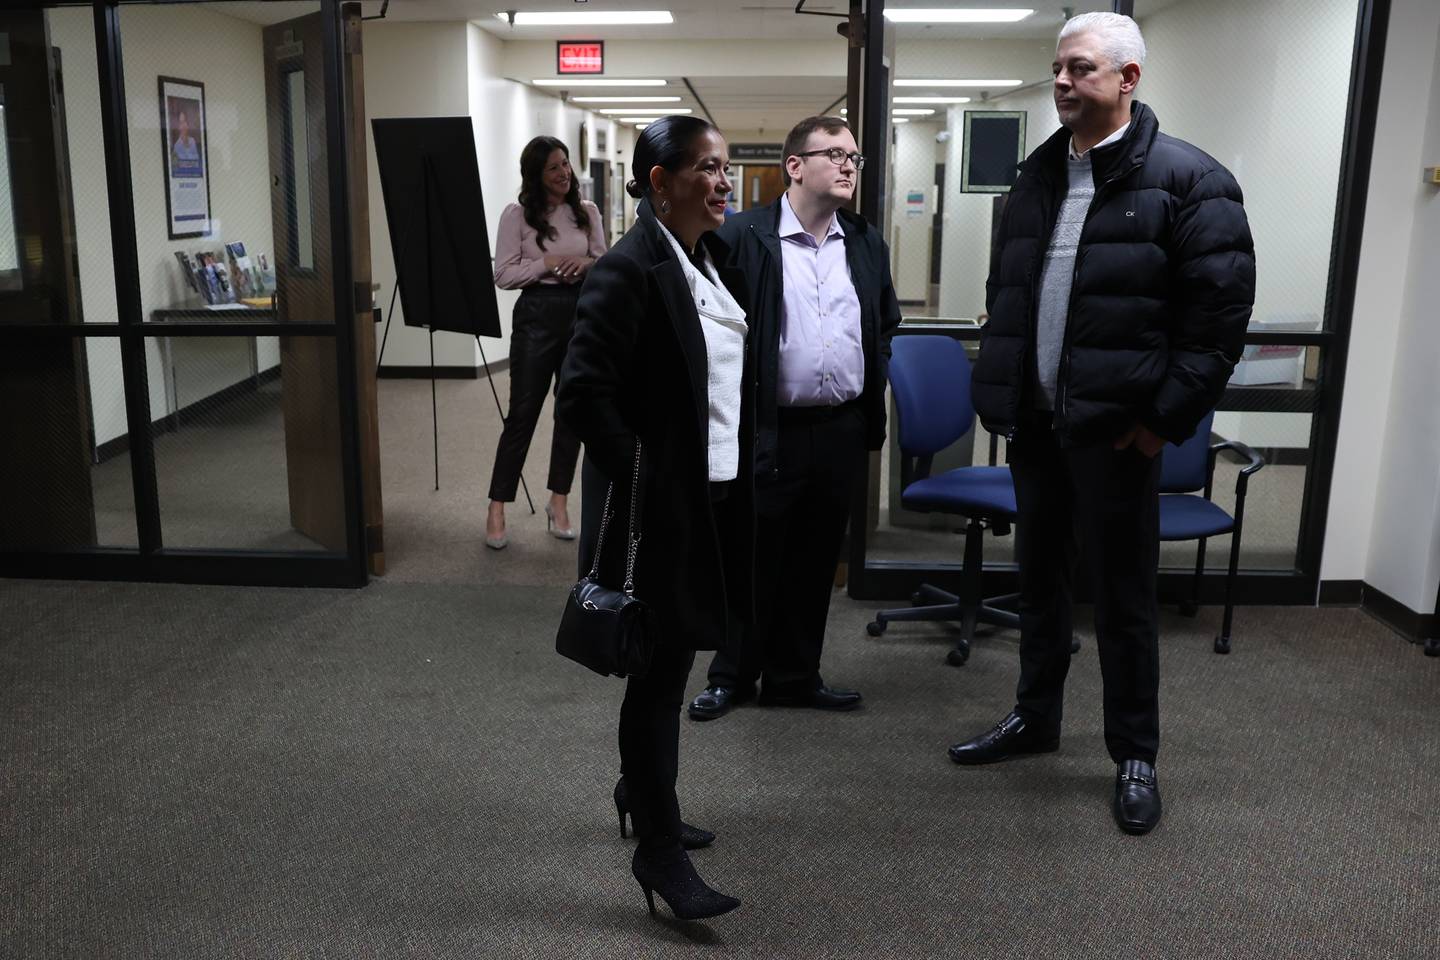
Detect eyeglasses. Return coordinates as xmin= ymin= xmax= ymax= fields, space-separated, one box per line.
xmin=794 ymin=147 xmax=867 ymax=170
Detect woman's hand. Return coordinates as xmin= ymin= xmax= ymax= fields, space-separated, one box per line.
xmin=545 ymin=255 xmax=593 ymax=283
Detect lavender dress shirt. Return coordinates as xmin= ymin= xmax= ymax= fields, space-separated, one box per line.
xmin=777 ymin=193 xmax=865 ymax=407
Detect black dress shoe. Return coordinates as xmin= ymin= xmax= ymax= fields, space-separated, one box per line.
xmin=947 ymin=710 xmax=1060 ymax=765
xmin=688 ymin=685 xmax=754 ymax=721
xmin=757 ymin=684 xmax=862 ymax=711
xmin=614 ymin=779 xmax=716 ymax=850
xmin=1113 ymin=760 xmax=1162 ymax=835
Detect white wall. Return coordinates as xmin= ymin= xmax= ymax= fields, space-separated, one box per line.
xmin=363 ymin=22 xmax=628 ymax=372
xmin=889 ymin=120 xmax=943 ymax=304
xmin=363 ymin=21 xmax=476 ymax=370
xmin=937 ymin=81 xmax=1059 ymax=321
xmin=1138 ymin=0 xmax=1356 ymax=452
xmin=50 ymin=5 xmax=275 ymax=445
xmin=1331 ymin=0 xmax=1440 ymax=612
xmin=498 ymin=38 xmax=845 ymax=81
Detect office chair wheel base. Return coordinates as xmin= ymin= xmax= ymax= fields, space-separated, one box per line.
xmin=945 ymin=647 xmax=969 ymax=667
xmin=1213 ymin=636 xmax=1231 ymax=655
xmin=911 ymin=591 xmax=926 ymax=606
xmin=866 ymin=621 xmax=886 ymax=637
xmin=1177 ymin=601 xmax=1199 ymax=617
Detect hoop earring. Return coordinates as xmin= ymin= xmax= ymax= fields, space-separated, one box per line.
xmin=658 ymin=197 xmax=672 ymax=215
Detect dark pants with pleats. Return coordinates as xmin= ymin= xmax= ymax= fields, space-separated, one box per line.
xmin=615 ymin=483 xmax=733 ymax=851
xmin=487 ymin=286 xmax=582 ymax=502
xmin=1008 ymin=410 xmax=1163 ymax=764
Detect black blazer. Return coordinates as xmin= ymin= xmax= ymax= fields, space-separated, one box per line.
xmin=715 ymin=198 xmax=902 ymax=484
xmin=557 ymin=199 xmax=756 ymax=652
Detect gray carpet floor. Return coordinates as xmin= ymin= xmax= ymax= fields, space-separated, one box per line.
xmin=3 ymin=580 xmax=1438 ymax=958
xmin=8 ymin=373 xmax=1436 ymax=958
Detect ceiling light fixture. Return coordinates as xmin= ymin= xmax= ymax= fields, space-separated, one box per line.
xmin=618 ymin=117 xmax=664 ymax=123
xmin=883 ymin=8 xmax=1033 ymax=23
xmin=532 ymin=78 xmax=667 ymax=87
xmin=499 ymin=10 xmax=674 ymax=26
xmin=893 ymin=108 xmax=937 ymax=115
xmin=893 ymin=118 xmax=911 ymax=123
xmin=599 ymin=107 xmax=691 ymax=115
xmin=895 ymin=78 xmax=1024 ymax=88
xmin=570 ymin=96 xmax=682 ymax=103
xmin=894 ymin=96 xmax=972 ymax=104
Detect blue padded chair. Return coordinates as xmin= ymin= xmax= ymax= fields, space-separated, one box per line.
xmin=1158 ymin=409 xmax=1265 ymax=654
xmin=865 ymin=335 xmax=1021 ymax=666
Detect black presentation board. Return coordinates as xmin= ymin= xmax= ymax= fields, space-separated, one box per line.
xmin=371 ymin=117 xmax=502 ymax=337
xmin=961 ymin=111 xmax=1027 ymax=194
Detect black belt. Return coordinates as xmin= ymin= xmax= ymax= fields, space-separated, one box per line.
xmin=776 ymin=397 xmax=862 ymax=424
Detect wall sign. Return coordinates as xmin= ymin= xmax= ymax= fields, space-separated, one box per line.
xmin=158 ymin=76 xmax=211 ymax=239
xmin=730 ymin=143 xmax=784 ymax=162
xmin=557 ymin=41 xmax=604 ymax=75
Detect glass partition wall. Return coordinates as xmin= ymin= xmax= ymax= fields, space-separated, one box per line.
xmin=0 ymin=0 xmax=367 ymax=587
xmin=848 ymin=0 xmax=1386 ymax=607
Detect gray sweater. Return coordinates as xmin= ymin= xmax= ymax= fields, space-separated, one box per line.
xmin=1033 ymin=154 xmax=1095 ymax=412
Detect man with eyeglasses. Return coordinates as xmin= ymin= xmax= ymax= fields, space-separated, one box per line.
xmin=689 ymin=116 xmax=900 ymax=721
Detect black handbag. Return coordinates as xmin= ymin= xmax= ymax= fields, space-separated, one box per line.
xmin=555 ymin=440 xmax=656 ymax=678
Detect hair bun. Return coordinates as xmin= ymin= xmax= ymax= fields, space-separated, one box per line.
xmin=624 ymin=179 xmax=644 ymax=200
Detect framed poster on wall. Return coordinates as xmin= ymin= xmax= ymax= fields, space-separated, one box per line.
xmin=158 ymin=76 xmax=211 ymax=238
xmin=961 ymin=110 xmax=1026 ymax=194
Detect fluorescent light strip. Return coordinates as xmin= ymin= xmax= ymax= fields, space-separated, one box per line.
xmin=619 ymin=117 xmax=664 ymax=123
xmin=883 ymin=8 xmax=1033 ymax=23
xmin=635 ymin=124 xmax=649 ymax=130
xmin=533 ymin=78 xmax=667 ymax=87
xmin=895 ymin=78 xmax=1023 ymax=88
xmin=893 ymin=118 xmax=910 ymax=123
xmin=599 ymin=107 xmax=691 ymax=115
xmin=499 ymin=11 xmax=674 ymax=26
xmin=893 ymin=108 xmax=936 ymax=116
xmin=894 ymin=96 xmax=972 ymax=103
xmin=570 ymin=96 xmax=682 ymax=103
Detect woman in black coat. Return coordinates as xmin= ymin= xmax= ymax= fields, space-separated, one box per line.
xmin=556 ymin=116 xmax=753 ymax=922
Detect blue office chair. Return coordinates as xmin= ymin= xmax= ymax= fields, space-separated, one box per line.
xmin=1158 ymin=410 xmax=1265 ymax=654
xmin=865 ymin=335 xmax=1022 ymax=666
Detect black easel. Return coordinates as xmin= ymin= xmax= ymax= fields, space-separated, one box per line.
xmin=373 ymin=157 xmax=534 ymax=512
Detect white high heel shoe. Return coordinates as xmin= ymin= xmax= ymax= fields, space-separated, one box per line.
xmin=545 ymin=504 xmax=576 ymax=540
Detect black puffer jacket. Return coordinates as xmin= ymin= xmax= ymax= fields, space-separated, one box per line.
xmin=973 ymin=101 xmax=1255 ymax=446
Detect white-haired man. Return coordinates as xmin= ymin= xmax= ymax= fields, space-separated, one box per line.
xmin=950 ymin=13 xmax=1255 ymax=835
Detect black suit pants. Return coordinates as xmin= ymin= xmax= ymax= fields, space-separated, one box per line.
xmin=707 ymin=401 xmax=866 ymax=693
xmin=1008 ymin=414 xmax=1162 ymax=764
xmin=487 ymin=286 xmax=582 ymax=502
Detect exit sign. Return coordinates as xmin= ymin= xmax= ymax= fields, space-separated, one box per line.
xmin=557 ymin=41 xmax=604 ymax=75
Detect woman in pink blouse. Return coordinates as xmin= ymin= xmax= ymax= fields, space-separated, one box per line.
xmin=487 ymin=136 xmax=608 ymax=549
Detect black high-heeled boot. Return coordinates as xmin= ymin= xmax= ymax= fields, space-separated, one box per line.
xmin=631 ymin=846 xmax=741 ymax=921
xmin=614 ymin=779 xmax=716 ymax=850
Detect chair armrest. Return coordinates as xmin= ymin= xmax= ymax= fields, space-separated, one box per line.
xmin=1210 ymin=439 xmax=1265 ymax=499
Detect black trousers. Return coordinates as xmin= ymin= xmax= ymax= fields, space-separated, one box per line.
xmin=487 ymin=286 xmax=582 ymax=502
xmin=1008 ymin=412 xmax=1163 ymax=765
xmin=615 ymin=488 xmax=734 ymax=851
xmin=618 ymin=642 xmax=697 ymax=851
xmin=707 ymin=401 xmax=866 ymax=693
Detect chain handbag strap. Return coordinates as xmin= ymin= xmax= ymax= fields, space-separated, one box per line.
xmin=584 ymin=438 xmax=644 ymax=596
